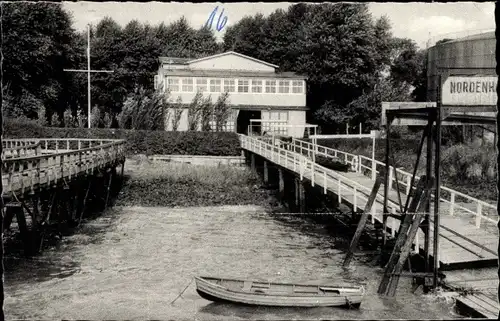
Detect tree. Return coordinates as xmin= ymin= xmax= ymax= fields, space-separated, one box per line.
xmin=222 ymin=14 xmax=268 ymax=60
xmin=118 ymin=87 xmax=169 ymax=130
xmin=2 ymin=2 xmax=81 ymax=118
xmin=296 ymin=3 xmax=381 ymax=126
xmin=200 ymin=95 xmax=213 ymax=131
xmin=213 ymin=92 xmax=231 ymax=131
xmin=187 ymin=91 xmax=204 ymax=130
xmin=346 ymin=76 xmax=413 ymax=130
xmin=171 ymin=96 xmax=183 ymax=131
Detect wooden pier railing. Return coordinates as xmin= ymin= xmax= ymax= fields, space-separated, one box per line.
xmin=2 ymin=138 xmax=126 ymax=198
xmin=289 ymin=138 xmax=497 ymax=229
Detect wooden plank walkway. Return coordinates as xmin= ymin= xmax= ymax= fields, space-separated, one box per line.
xmin=443 ymin=268 xmax=499 ymax=319
xmin=2 ymin=138 xmax=126 ymax=199
xmin=241 ymin=135 xmax=498 ymax=270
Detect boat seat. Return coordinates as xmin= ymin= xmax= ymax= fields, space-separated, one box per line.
xmin=242 ymin=281 xmax=252 ymax=291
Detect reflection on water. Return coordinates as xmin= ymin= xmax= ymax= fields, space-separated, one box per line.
xmin=4 ymin=205 xmax=461 ymax=319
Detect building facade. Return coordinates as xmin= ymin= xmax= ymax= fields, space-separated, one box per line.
xmin=154 ymin=51 xmax=308 ymax=137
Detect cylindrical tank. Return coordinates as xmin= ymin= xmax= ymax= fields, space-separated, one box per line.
xmin=426 ymin=30 xmax=495 ymax=102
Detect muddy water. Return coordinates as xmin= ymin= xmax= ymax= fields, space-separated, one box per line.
xmin=4 ymin=205 xmax=461 ymax=319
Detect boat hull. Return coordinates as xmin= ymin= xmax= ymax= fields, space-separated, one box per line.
xmin=195 ymin=277 xmax=364 ymax=308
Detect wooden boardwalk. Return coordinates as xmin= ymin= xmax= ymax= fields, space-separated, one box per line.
xmin=2 ymin=138 xmax=126 ymax=199
xmin=240 ymin=135 xmax=498 ymax=270
xmin=443 ymin=268 xmax=499 ymax=318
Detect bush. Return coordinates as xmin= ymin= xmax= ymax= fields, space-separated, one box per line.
xmin=315 ymin=155 xmax=350 ymax=172
xmin=4 ymin=118 xmax=241 ymax=156
xmin=115 ymin=162 xmax=271 ymax=207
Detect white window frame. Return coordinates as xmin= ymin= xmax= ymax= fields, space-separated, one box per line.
xmin=291 ymin=80 xmax=303 ymax=94
xmin=251 ymin=79 xmax=263 ymax=93
xmin=278 ymin=80 xmax=290 ymax=94
xmin=168 ymin=77 xmax=180 ymax=92
xmin=181 ymin=77 xmax=194 ymax=92
xmin=238 ymin=79 xmax=249 ymax=93
xmin=223 ymin=79 xmax=235 ymax=93
xmin=265 ymin=80 xmax=277 ymax=93
xmin=196 ymin=78 xmax=208 ymax=93
xmin=210 ymin=79 xmax=221 ymax=93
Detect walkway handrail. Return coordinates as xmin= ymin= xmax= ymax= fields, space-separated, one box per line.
xmin=2 ymin=139 xmax=126 ymax=196
xmin=239 ymin=134 xmax=402 ymax=214
xmin=289 ymin=138 xmax=497 ymax=228
xmin=2 ymin=142 xmax=42 ymax=159
xmin=3 ymin=138 xmax=121 ymax=152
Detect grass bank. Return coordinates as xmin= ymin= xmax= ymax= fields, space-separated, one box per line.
xmin=115 ymin=161 xmax=277 ymax=207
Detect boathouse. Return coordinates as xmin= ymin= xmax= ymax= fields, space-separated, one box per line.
xmin=154 ymin=51 xmax=308 ymax=137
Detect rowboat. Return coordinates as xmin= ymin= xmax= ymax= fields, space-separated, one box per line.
xmin=194 ymin=276 xmax=365 ymax=308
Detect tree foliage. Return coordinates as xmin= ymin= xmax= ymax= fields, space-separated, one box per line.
xmin=187 ymin=91 xmax=204 ymax=130
xmin=118 ymin=87 xmax=169 ymax=130
xmin=2 ymin=2 xmax=81 ymax=119
xmin=213 ymin=92 xmax=231 ymax=132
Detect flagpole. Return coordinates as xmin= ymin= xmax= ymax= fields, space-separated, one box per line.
xmin=64 ymin=24 xmax=113 ymax=129
xmin=87 ymin=24 xmax=91 ymax=128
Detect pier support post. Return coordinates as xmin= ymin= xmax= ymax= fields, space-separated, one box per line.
xmin=294 ymin=178 xmax=300 ymax=209
xmin=263 ymin=160 xmax=269 ymax=184
xmin=3 ymin=204 xmax=16 ymax=232
xmin=250 ymin=153 xmax=256 ymax=171
xmin=278 ymin=169 xmax=285 ymax=198
xmin=12 ymin=204 xmax=32 ymax=256
xmin=299 ymin=181 xmax=306 ymax=213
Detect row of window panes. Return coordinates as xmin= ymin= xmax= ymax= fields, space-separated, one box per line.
xmin=166 ymin=77 xmax=304 ymax=94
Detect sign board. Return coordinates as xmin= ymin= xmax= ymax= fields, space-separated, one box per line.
xmin=381 ymin=102 xmax=437 ymax=126
xmin=382 ymin=75 xmax=498 ymax=126
xmin=442 ymin=76 xmax=497 ymax=106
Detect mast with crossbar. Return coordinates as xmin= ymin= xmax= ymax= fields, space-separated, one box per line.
xmin=64 ymin=24 xmax=114 ymax=128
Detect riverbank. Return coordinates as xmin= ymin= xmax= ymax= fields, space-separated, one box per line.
xmin=116 ymin=159 xmax=278 ymax=208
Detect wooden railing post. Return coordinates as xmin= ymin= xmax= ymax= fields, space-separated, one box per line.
xmin=388 ymin=168 xmax=393 ymax=190
xmin=449 ymin=193 xmax=455 ymax=216
xmin=311 ymin=162 xmax=315 ymax=187
xmin=323 ymin=172 xmax=327 ymax=194
xmin=353 ymin=186 xmax=357 ymax=211
xmin=337 ymin=179 xmax=341 ymax=203
xmin=300 ymin=158 xmax=304 ymax=180
xmin=476 ymin=203 xmax=482 ymax=228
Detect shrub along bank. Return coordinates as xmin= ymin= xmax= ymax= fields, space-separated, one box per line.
xmin=115 ymin=162 xmax=276 ymax=207
xmin=4 ymin=118 xmax=241 ymax=156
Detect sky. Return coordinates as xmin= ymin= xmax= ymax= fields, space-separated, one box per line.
xmin=62 ymin=2 xmax=495 ymax=49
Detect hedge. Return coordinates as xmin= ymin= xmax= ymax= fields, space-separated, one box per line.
xmin=4 ymin=118 xmax=241 ymax=156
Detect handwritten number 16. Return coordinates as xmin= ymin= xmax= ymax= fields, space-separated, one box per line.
xmin=206 ymin=6 xmax=228 ymax=32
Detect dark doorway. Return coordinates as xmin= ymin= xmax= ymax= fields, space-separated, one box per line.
xmin=237 ymin=110 xmax=261 ymax=135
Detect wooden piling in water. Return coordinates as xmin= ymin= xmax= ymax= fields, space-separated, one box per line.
xmin=278 ymin=169 xmax=285 ymax=199
xmin=263 ymin=160 xmax=269 ymax=184
xmin=343 ymin=176 xmax=383 ymax=267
